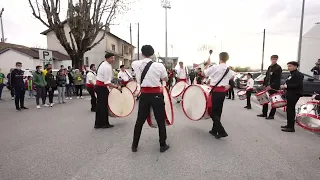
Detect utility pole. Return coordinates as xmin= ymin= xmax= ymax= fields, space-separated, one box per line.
xmin=137 ymin=22 xmax=140 ymax=60
xmin=297 ymin=0 xmax=305 ymax=66
xmin=129 ymin=23 xmax=133 ymax=62
xmin=261 ymin=29 xmax=266 ymax=72
xmin=0 ymin=8 xmax=5 ymax=42
xmin=161 ymin=0 xmax=171 ymax=62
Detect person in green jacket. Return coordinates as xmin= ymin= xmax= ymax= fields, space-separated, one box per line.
xmin=33 ymin=65 xmax=48 ymax=108
xmin=73 ymin=69 xmax=83 ymax=98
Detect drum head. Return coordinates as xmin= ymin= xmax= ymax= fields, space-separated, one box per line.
xmin=108 ymin=87 xmax=135 ymax=117
xmin=126 ymin=81 xmax=137 ymax=93
xmin=171 ymin=81 xmax=187 ymax=97
xmin=296 ymin=102 xmax=320 ymax=132
xmin=237 ymin=90 xmax=246 ymax=95
xmin=182 ymin=85 xmax=208 ymax=121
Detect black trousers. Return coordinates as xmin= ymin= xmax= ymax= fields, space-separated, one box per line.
xmin=246 ymin=90 xmax=252 ymax=107
xmin=132 ymin=92 xmax=167 ymax=147
xmin=262 ymin=90 xmax=277 ymax=117
xmin=14 ymin=87 xmax=25 ymax=109
xmin=48 ymin=88 xmax=54 ymax=103
xmin=168 ymin=78 xmax=173 ymax=90
xmin=75 ymin=85 xmax=83 ymax=96
xmin=228 ymin=88 xmax=234 ymax=99
xmin=87 ymin=87 xmax=96 ymax=111
xmin=190 ymin=78 xmax=195 ymax=84
xmin=211 ymin=92 xmax=227 ymax=134
xmin=95 ymin=86 xmax=110 ymax=127
xmin=36 ymin=86 xmax=46 ymax=105
xmin=286 ymin=93 xmax=300 ymax=128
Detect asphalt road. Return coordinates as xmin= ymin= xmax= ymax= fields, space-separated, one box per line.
xmin=1 ymin=91 xmax=320 ymax=180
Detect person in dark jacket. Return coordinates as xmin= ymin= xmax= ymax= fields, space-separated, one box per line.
xmin=189 ymin=70 xmax=196 ymax=84
xmin=311 ymin=61 xmax=320 ymax=79
xmin=45 ymin=70 xmax=56 ymax=107
xmin=6 ymin=70 xmax=15 ymax=99
xmin=10 ymin=62 xmax=28 ymax=111
xmin=56 ymin=69 xmax=67 ymax=104
xmin=257 ymin=55 xmax=282 ymax=119
xmin=280 ymin=61 xmax=304 ymax=132
xmin=227 ymin=78 xmax=235 ymax=100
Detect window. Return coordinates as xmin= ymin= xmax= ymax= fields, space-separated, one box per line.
xmin=111 ymin=44 xmax=116 ymax=51
xmin=85 ymin=57 xmax=89 ymax=66
xmin=281 ymin=72 xmax=290 ymax=79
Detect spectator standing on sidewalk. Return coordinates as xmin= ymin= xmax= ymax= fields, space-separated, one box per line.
xmin=311 ymin=62 xmax=320 ymax=80
xmin=86 ymin=64 xmax=97 ymax=112
xmin=0 ymin=68 xmax=5 ymax=100
xmin=11 ymin=62 xmax=28 ymax=111
xmin=7 ymin=69 xmax=15 ymax=100
xmin=25 ymin=76 xmax=35 ymax=99
xmin=74 ymin=69 xmax=84 ymax=98
xmin=56 ymin=69 xmax=67 ymax=104
xmin=65 ymin=69 xmax=73 ymax=100
xmin=45 ymin=70 xmax=56 ymax=107
xmin=33 ymin=65 xmax=48 ymax=109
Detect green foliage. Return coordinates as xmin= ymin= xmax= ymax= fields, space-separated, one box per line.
xmin=231 ymin=66 xmax=251 ymax=72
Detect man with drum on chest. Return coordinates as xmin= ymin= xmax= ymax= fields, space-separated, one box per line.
xmin=257 ymin=55 xmax=282 ymax=119
xmin=177 ymin=61 xmax=188 ymax=83
xmin=131 ymin=45 xmax=170 ymax=153
xmin=280 ymin=61 xmax=303 ymax=132
xmin=118 ymin=65 xmax=133 ymax=87
xmin=203 ymin=52 xmax=235 ymax=139
xmin=94 ymin=53 xmax=121 ymax=129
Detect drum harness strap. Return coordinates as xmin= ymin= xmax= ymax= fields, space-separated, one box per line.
xmin=209 ymin=68 xmax=230 ymax=94
xmin=140 ymin=61 xmax=154 ymax=84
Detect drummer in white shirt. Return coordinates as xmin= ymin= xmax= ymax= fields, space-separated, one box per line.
xmin=244 ymin=73 xmax=254 ymax=109
xmin=86 ymin=64 xmax=97 ymax=112
xmin=131 ymin=45 xmax=170 ymax=153
xmin=95 ymin=53 xmax=121 ymax=129
xmin=176 ymin=61 xmax=188 ymax=83
xmin=203 ymin=52 xmax=235 ymax=139
xmin=118 ymin=65 xmax=133 ymax=86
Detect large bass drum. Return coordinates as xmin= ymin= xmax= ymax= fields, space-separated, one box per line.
xmin=182 ymin=85 xmax=212 ymax=121
xmin=147 ymin=87 xmax=174 ymax=128
xmin=108 ymin=87 xmax=135 ymax=117
xmin=296 ymin=101 xmax=320 ymax=132
xmin=170 ymin=81 xmax=188 ymax=102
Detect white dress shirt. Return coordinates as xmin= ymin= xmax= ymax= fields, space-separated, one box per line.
xmin=177 ymin=67 xmax=187 ymax=79
xmin=118 ymin=70 xmax=132 ymax=81
xmin=96 ymin=61 xmax=113 ymax=84
xmin=131 ymin=58 xmax=168 ymax=87
xmin=86 ymin=71 xmax=97 ymax=85
xmin=246 ymin=78 xmax=254 ymax=90
xmin=204 ymin=63 xmax=235 ymax=86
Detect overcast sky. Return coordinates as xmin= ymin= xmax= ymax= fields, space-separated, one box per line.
xmin=1 ymin=0 xmax=320 ymax=68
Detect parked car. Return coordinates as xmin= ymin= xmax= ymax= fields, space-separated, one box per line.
xmin=234 ymin=73 xmax=245 ymax=88
xmin=253 ymin=71 xmax=320 ymax=96
xmin=238 ymin=72 xmax=262 ymax=89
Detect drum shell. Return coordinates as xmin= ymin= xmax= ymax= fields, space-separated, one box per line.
xmin=237 ymin=90 xmax=247 ymax=100
xmin=296 ymin=101 xmax=320 ymax=132
xmin=170 ymin=81 xmax=188 ymax=102
xmin=270 ymin=92 xmax=287 ymax=108
xmin=255 ymin=90 xmax=270 ymax=105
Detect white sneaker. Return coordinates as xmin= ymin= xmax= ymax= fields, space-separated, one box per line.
xmin=50 ymin=103 xmax=54 ymax=107
xmin=77 ymin=96 xmax=80 ymax=99
xmin=11 ymin=97 xmax=14 ymax=100
xmin=37 ymin=105 xmax=41 ymax=109
xmin=80 ymin=96 xmax=83 ymax=99
xmin=69 ymin=97 xmax=72 ymax=100
xmin=66 ymin=97 xmax=69 ymax=100
xmin=43 ymin=104 xmax=49 ymax=107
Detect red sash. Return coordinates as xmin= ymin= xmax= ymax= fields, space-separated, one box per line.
xmin=210 ymin=86 xmax=228 ymax=92
xmin=86 ymin=84 xmax=94 ymax=89
xmin=179 ymin=79 xmax=187 ymax=83
xmin=140 ymin=87 xmax=163 ymax=93
xmin=96 ymin=80 xmax=108 ymax=87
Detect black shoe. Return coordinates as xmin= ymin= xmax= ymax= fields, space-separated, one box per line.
xmin=281 ymin=125 xmax=288 ymax=128
xmin=257 ymin=114 xmax=267 ymax=117
xmin=160 ymin=144 xmax=170 ymax=153
xmin=265 ymin=116 xmax=274 ymax=120
xmin=281 ymin=128 xmax=295 ymax=132
xmin=232 ymin=98 xmax=234 ymax=100
xmin=94 ymin=126 xmax=102 ymax=129
xmin=209 ymin=130 xmax=217 ymax=136
xmin=16 ymin=108 xmax=21 ymax=111
xmin=214 ymin=133 xmax=228 ymax=139
xmin=91 ymin=109 xmax=96 ymax=112
xmin=131 ymin=146 xmax=138 ymax=152
xmin=244 ymin=106 xmax=248 ymax=108
xmin=102 ymin=124 xmax=114 ymax=129
xmin=246 ymin=106 xmax=252 ymax=109
xmin=177 ymin=101 xmax=180 ymax=103
xmin=21 ymin=107 xmax=28 ymax=110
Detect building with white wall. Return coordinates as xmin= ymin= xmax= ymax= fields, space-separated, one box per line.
xmin=300 ymin=23 xmax=320 ymax=75
xmin=40 ymin=21 xmax=135 ymax=69
xmin=0 ymin=42 xmax=71 ymax=74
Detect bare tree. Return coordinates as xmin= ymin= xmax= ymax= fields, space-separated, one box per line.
xmin=27 ymin=0 xmax=130 ymax=68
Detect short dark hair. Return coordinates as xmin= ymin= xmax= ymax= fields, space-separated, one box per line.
xmin=36 ymin=65 xmax=42 ymax=70
xmin=271 ymin=55 xmax=278 ymax=59
xmin=60 ymin=65 xmax=64 ymax=67
xmin=16 ymin=62 xmax=22 ymax=66
xmin=247 ymin=73 xmax=252 ymax=77
xmin=120 ymin=65 xmax=125 ymax=68
xmin=219 ymin=52 xmax=229 ymax=62
xmin=105 ymin=53 xmax=115 ymax=59
xmin=287 ymin=61 xmax=299 ymax=67
xmin=141 ymin=45 xmax=154 ymax=57
xmin=89 ymin=64 xmax=95 ymax=69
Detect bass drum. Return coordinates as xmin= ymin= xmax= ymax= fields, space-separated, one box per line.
xmin=147 ymin=87 xmax=174 ymax=128
xmin=182 ymin=85 xmax=212 ymax=121
xmin=108 ymin=87 xmax=135 ymax=117
xmin=126 ymin=81 xmax=138 ymax=94
xmin=170 ymin=81 xmax=188 ymax=102
xmin=296 ymin=101 xmax=320 ymax=132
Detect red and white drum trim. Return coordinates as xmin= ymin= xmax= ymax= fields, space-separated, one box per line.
xmin=255 ymin=89 xmax=270 ymax=105
xmin=108 ymin=87 xmax=135 ymax=117
xmin=126 ymin=81 xmax=138 ymax=94
xmin=170 ymin=81 xmax=188 ymax=102
xmin=296 ymin=101 xmax=320 ymax=132
xmin=269 ymin=91 xmax=287 ymax=108
xmin=147 ymin=87 xmax=174 ymax=128
xmin=237 ymin=90 xmax=247 ymax=100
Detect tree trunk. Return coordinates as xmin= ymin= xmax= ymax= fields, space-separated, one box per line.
xmin=70 ymin=53 xmax=84 ymax=70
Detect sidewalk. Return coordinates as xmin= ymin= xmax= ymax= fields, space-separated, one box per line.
xmin=251 ymin=96 xmax=311 ymax=118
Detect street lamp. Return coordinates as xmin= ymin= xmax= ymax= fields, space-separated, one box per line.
xmin=297 ymin=0 xmax=305 ymax=65
xmin=161 ymin=0 xmax=171 ymax=62
xmin=0 ymin=8 xmax=4 ymax=42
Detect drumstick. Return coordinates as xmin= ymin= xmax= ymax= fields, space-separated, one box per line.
xmin=204 ymin=50 xmax=213 ymax=66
